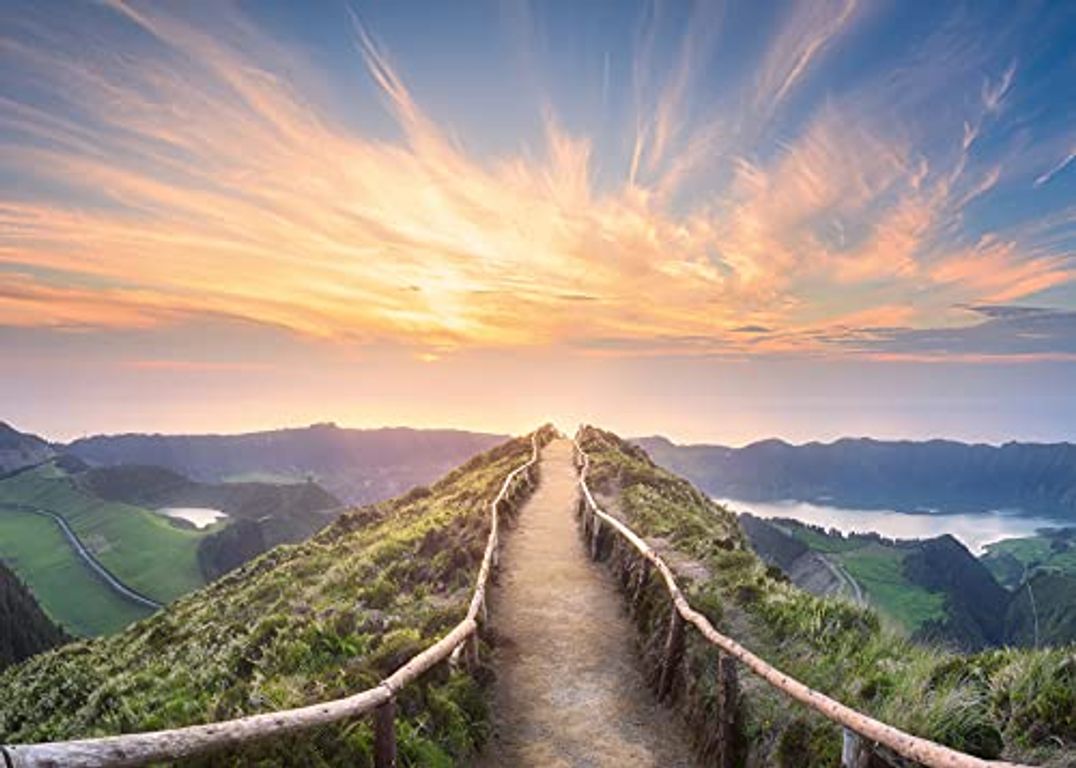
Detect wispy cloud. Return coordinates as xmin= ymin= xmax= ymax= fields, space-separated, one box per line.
xmin=1035 ymin=150 xmax=1076 ymax=188
xmin=0 ymin=1 xmax=1072 ymax=362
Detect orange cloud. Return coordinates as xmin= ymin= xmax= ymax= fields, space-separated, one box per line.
xmin=0 ymin=2 xmax=1070 ymax=362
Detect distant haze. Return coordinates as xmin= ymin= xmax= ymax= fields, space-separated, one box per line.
xmin=6 ymin=352 xmax=1076 ymax=447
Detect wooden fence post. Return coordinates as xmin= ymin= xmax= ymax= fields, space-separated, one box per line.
xmin=717 ymin=652 xmax=739 ymax=768
xmin=842 ymin=728 xmax=871 ymax=768
xmin=374 ymin=698 xmax=397 ymax=768
xmin=617 ymin=543 xmax=632 ymax=588
xmin=466 ymin=631 xmax=480 ymax=670
xmin=656 ymin=610 xmax=686 ymax=701
xmin=631 ymin=560 xmax=650 ymax=615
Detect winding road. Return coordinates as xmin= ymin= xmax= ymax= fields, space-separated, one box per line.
xmin=0 ymin=502 xmax=162 ymax=610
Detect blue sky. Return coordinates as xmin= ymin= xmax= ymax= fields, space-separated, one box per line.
xmin=1 ymin=0 xmax=1076 ymax=443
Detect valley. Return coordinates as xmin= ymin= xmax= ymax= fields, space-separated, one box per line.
xmin=0 ymin=422 xmax=514 ymax=637
xmin=0 ymin=426 xmax=1072 ymax=767
xmin=737 ymin=512 xmax=1076 ymax=650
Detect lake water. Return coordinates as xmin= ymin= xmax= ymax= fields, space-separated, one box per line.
xmin=156 ymin=507 xmax=228 ymax=529
xmin=718 ymin=498 xmax=1069 ymax=555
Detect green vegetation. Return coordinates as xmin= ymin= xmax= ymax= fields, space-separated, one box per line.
xmin=0 ymin=507 xmax=152 ymax=636
xmin=750 ymin=517 xmax=1012 ymax=648
xmin=837 ymin=546 xmax=946 ymax=631
xmin=983 ymin=528 xmax=1076 ymax=589
xmin=579 ymin=426 xmax=1074 ymax=767
xmin=0 ymin=429 xmax=551 ymax=766
xmin=781 ymin=523 xmax=861 ymax=554
xmin=0 ymin=458 xmax=345 ymax=636
xmin=0 ymin=465 xmax=207 ymax=603
xmin=1006 ymin=572 xmax=1076 ymax=648
xmin=78 ymin=463 xmax=342 ymax=582
xmin=0 ymin=560 xmax=67 ymax=670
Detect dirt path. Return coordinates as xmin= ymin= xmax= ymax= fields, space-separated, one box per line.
xmin=475 ymin=439 xmax=696 ymax=768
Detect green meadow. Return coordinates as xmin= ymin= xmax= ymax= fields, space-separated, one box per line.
xmin=982 ymin=531 xmax=1076 ymax=588
xmin=0 ymin=464 xmax=211 ymax=636
xmin=0 ymin=507 xmax=152 ymax=636
xmin=835 ymin=546 xmax=946 ymax=631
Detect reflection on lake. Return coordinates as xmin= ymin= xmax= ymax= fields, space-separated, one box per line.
xmin=718 ymin=498 xmax=1069 ymax=555
xmin=156 ymin=507 xmax=228 ymax=529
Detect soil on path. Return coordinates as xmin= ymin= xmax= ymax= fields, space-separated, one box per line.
xmin=474 ymin=438 xmax=696 ymax=767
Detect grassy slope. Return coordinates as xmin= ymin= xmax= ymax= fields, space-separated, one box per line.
xmin=0 ymin=508 xmax=152 ymax=636
xmin=579 ymin=427 xmax=1074 ymax=767
xmin=983 ymin=532 xmax=1076 ymax=589
xmin=0 ymin=465 xmax=207 ymax=603
xmin=0 ymin=430 xmax=548 ymax=766
xmin=769 ymin=520 xmax=947 ymax=633
xmin=836 ymin=546 xmax=946 ymax=631
xmin=0 ymin=560 xmax=67 ymax=669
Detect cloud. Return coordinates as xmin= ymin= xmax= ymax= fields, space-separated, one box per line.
xmin=0 ymin=1 xmax=1071 ymax=364
xmin=857 ymin=305 xmax=1076 ymax=361
xmin=1034 ymin=150 xmax=1076 ymax=188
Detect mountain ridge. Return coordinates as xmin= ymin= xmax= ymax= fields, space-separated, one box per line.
xmin=67 ymin=423 xmax=508 ymax=504
xmin=636 ymin=434 xmax=1076 ymax=518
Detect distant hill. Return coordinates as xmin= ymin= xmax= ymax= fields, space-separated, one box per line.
xmin=67 ymin=423 xmax=507 ymax=504
xmin=0 ymin=561 xmax=66 ymax=670
xmin=905 ymin=535 xmax=1010 ymax=648
xmin=636 ymin=435 xmax=1076 ymax=518
xmin=76 ymin=464 xmax=342 ymax=579
xmin=0 ymin=422 xmax=55 ymax=475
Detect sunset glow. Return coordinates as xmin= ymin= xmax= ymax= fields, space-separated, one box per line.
xmin=3 ymin=1 xmax=1076 ymax=442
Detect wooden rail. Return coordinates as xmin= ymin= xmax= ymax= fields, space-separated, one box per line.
xmin=571 ymin=432 xmax=1036 ymax=768
xmin=1 ymin=431 xmax=545 ymax=768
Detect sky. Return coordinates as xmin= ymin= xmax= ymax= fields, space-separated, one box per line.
xmin=2 ymin=0 xmax=1076 ymax=445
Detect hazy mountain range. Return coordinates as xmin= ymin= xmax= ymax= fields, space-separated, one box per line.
xmin=636 ymin=435 xmax=1076 ymax=518
xmin=66 ymin=422 xmax=506 ymax=504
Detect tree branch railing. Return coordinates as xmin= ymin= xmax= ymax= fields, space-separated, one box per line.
xmin=1 ymin=431 xmax=546 ymax=768
xmin=571 ymin=432 xmax=1036 ymax=768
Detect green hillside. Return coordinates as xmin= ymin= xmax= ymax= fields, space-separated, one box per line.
xmin=0 ymin=506 xmax=154 ymax=636
xmin=75 ymin=464 xmax=342 ymax=580
xmin=0 ymin=460 xmax=344 ymax=637
xmin=837 ymin=545 xmax=946 ymax=630
xmin=0 ymin=464 xmax=207 ymax=603
xmin=741 ymin=515 xmax=1029 ymax=649
xmin=0 ymin=430 xmax=549 ymax=765
xmin=578 ymin=426 xmax=1074 ymax=767
xmin=983 ymin=528 xmax=1076 ymax=589
xmin=0 ymin=561 xmax=67 ymax=670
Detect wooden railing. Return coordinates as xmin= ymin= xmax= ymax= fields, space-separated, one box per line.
xmin=1 ymin=431 xmax=545 ymax=768
xmin=571 ymin=432 xmax=1036 ymax=768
